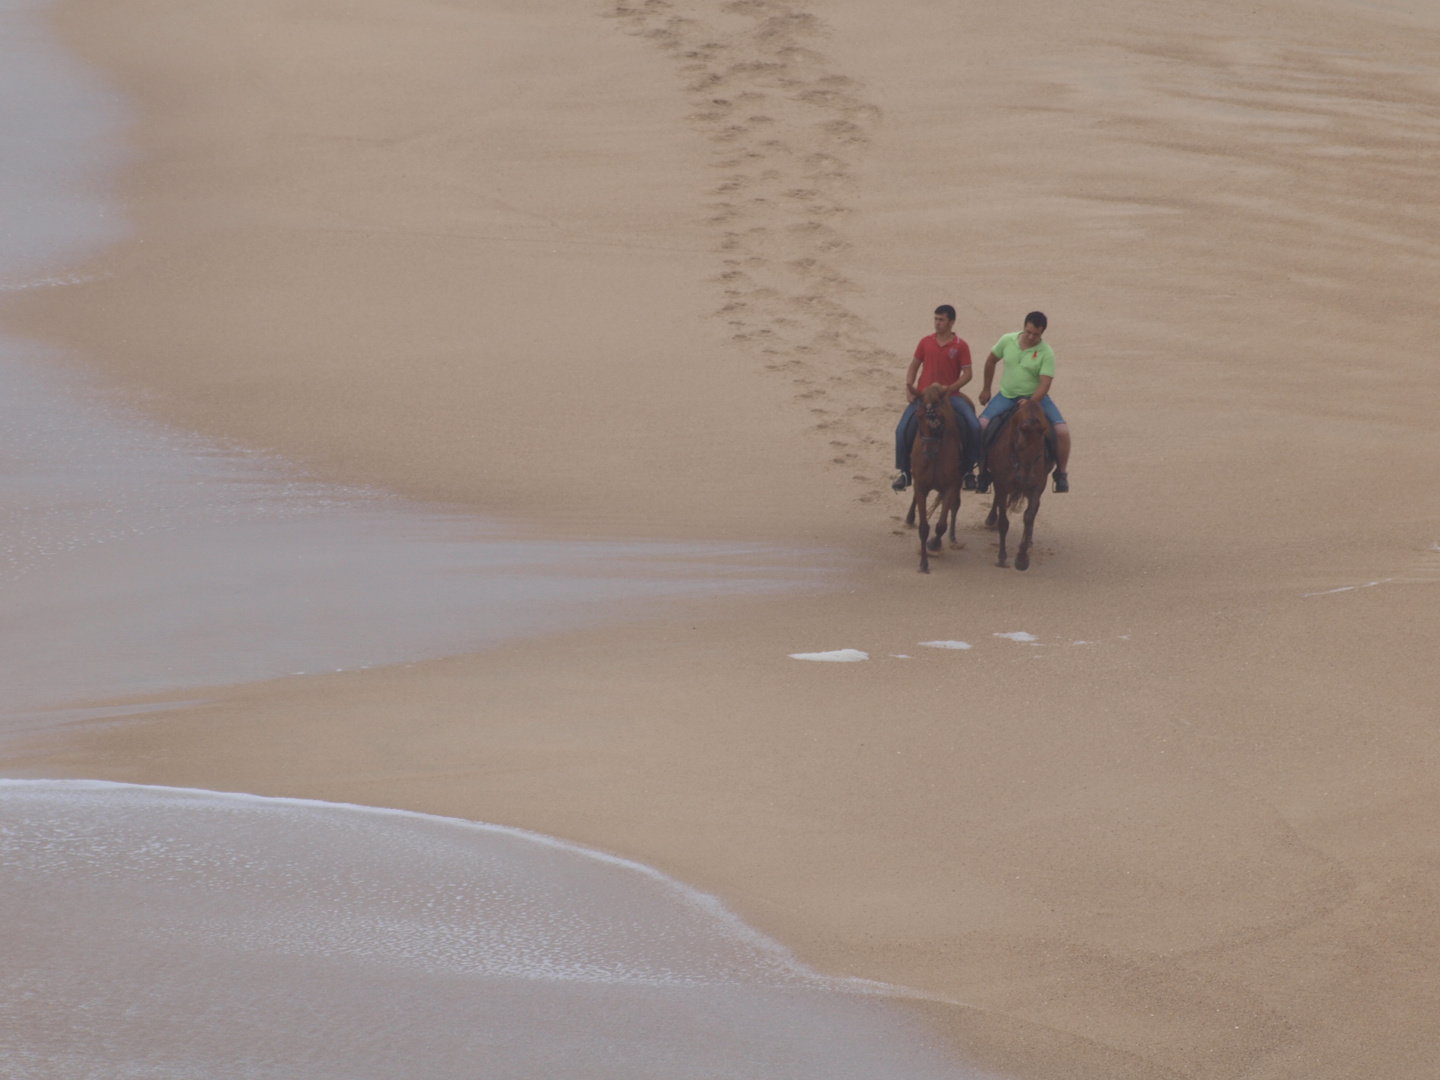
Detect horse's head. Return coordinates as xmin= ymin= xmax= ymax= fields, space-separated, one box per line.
xmin=919 ymin=384 xmax=949 ymax=459
xmin=1013 ymin=397 xmax=1050 ymax=443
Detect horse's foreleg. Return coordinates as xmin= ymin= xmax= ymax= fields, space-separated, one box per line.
xmin=927 ymin=489 xmax=945 ymax=552
xmin=944 ymin=484 xmax=961 ymax=547
xmin=916 ymin=485 xmax=932 ymax=572
xmin=994 ymin=485 xmax=1010 ymax=568
xmin=1015 ymin=487 xmax=1042 ymax=571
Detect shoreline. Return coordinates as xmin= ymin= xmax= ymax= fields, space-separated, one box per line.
xmin=6 ymin=0 xmax=1440 ymax=1076
xmin=0 ymin=332 xmax=828 ymax=719
xmin=11 ymin=557 xmax=1440 ymax=1077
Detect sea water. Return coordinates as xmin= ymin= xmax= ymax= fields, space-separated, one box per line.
xmin=0 ymin=3 xmax=973 ymax=1075
xmin=0 ymin=781 xmax=975 ymax=1079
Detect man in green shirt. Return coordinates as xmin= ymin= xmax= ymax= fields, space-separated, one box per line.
xmin=977 ymin=311 xmax=1071 ymax=492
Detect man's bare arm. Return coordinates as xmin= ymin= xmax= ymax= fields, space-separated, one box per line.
xmin=1029 ymin=374 xmax=1053 ymax=403
xmin=904 ymin=357 xmax=923 ymax=401
xmin=978 ymin=352 xmax=1000 ymax=404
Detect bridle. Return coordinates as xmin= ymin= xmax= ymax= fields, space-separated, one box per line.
xmin=920 ymin=400 xmax=947 ymax=461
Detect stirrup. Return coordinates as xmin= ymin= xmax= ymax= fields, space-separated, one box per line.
xmin=1052 ymin=470 xmax=1069 ymax=493
xmin=975 ymin=472 xmax=991 ymax=495
xmin=891 ymin=471 xmax=911 ymax=492
xmin=961 ymin=469 xmax=976 ymax=492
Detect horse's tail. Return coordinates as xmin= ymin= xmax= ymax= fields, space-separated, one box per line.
xmin=1007 ymin=490 xmax=1026 ymax=511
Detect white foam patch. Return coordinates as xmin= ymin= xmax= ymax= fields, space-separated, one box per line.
xmin=993 ymin=631 xmax=1037 ymax=642
xmin=790 ymin=649 xmax=868 ymax=662
xmin=919 ymin=640 xmax=971 ymax=650
xmin=0 ymin=270 xmax=106 ymax=291
xmin=1302 ymin=578 xmax=1393 ymax=598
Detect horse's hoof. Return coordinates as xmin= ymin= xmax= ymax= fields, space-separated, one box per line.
xmin=1016 ymin=553 xmax=1030 ymax=571
xmin=919 ymin=565 xmax=930 ymax=574
xmin=927 ymin=537 xmax=941 ymax=552
xmin=997 ymin=559 xmax=1008 ymax=568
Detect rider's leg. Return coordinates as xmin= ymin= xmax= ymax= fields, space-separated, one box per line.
xmin=951 ymin=397 xmax=980 ymax=449
xmin=976 ymin=396 xmax=1016 ymax=449
xmin=975 ymin=395 xmax=1016 ymax=494
xmin=1053 ymin=423 xmax=1070 ymax=473
xmin=893 ymin=399 xmax=920 ymax=489
xmin=978 ymin=393 xmax=1017 ymax=431
xmin=1035 ymin=397 xmax=1070 ymax=490
xmin=894 ymin=400 xmax=920 ymax=471
xmin=950 ymin=396 xmax=981 ymax=478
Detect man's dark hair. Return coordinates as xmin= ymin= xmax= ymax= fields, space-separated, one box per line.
xmin=935 ymin=304 xmax=957 ymax=321
xmin=1024 ymin=310 xmax=1048 ymax=331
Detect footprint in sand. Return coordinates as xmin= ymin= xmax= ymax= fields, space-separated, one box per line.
xmin=612 ymin=0 xmax=882 ymax=469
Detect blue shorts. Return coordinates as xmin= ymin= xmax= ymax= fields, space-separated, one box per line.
xmin=981 ymin=393 xmax=1064 ymax=426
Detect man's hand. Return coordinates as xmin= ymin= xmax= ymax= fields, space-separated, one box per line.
xmin=978 ymin=388 xmax=991 ymax=405
xmin=903 ymin=356 xmax=923 ymax=403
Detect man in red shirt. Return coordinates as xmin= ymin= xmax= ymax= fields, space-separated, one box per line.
xmin=892 ymin=305 xmax=981 ymax=491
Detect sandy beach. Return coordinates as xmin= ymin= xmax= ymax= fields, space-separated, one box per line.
xmin=5 ymin=0 xmax=1440 ymax=1076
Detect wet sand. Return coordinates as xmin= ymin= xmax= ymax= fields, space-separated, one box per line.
xmin=6 ymin=0 xmax=1440 ymax=1076
xmin=0 ymin=338 xmax=821 ymax=725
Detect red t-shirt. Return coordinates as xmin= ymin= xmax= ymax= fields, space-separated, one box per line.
xmin=914 ymin=333 xmax=971 ymax=391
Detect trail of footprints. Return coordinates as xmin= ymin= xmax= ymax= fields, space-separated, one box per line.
xmin=607 ymin=0 xmax=895 ymax=502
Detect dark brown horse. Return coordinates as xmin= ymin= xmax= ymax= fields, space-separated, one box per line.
xmin=985 ymin=397 xmax=1052 ymax=571
xmin=906 ymin=384 xmax=963 ymax=573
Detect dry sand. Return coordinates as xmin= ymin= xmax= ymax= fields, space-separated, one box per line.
xmin=6 ymin=0 xmax=1440 ymax=1076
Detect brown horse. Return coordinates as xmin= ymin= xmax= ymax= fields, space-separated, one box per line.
xmin=906 ymin=384 xmax=963 ymax=573
xmin=985 ymin=397 xmax=1052 ymax=571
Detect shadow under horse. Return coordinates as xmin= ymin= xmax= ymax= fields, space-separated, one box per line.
xmin=985 ymin=397 xmax=1054 ymax=571
xmin=905 ymin=384 xmax=964 ymax=573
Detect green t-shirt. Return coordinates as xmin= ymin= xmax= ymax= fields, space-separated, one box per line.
xmin=992 ymin=332 xmax=1056 ymax=399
